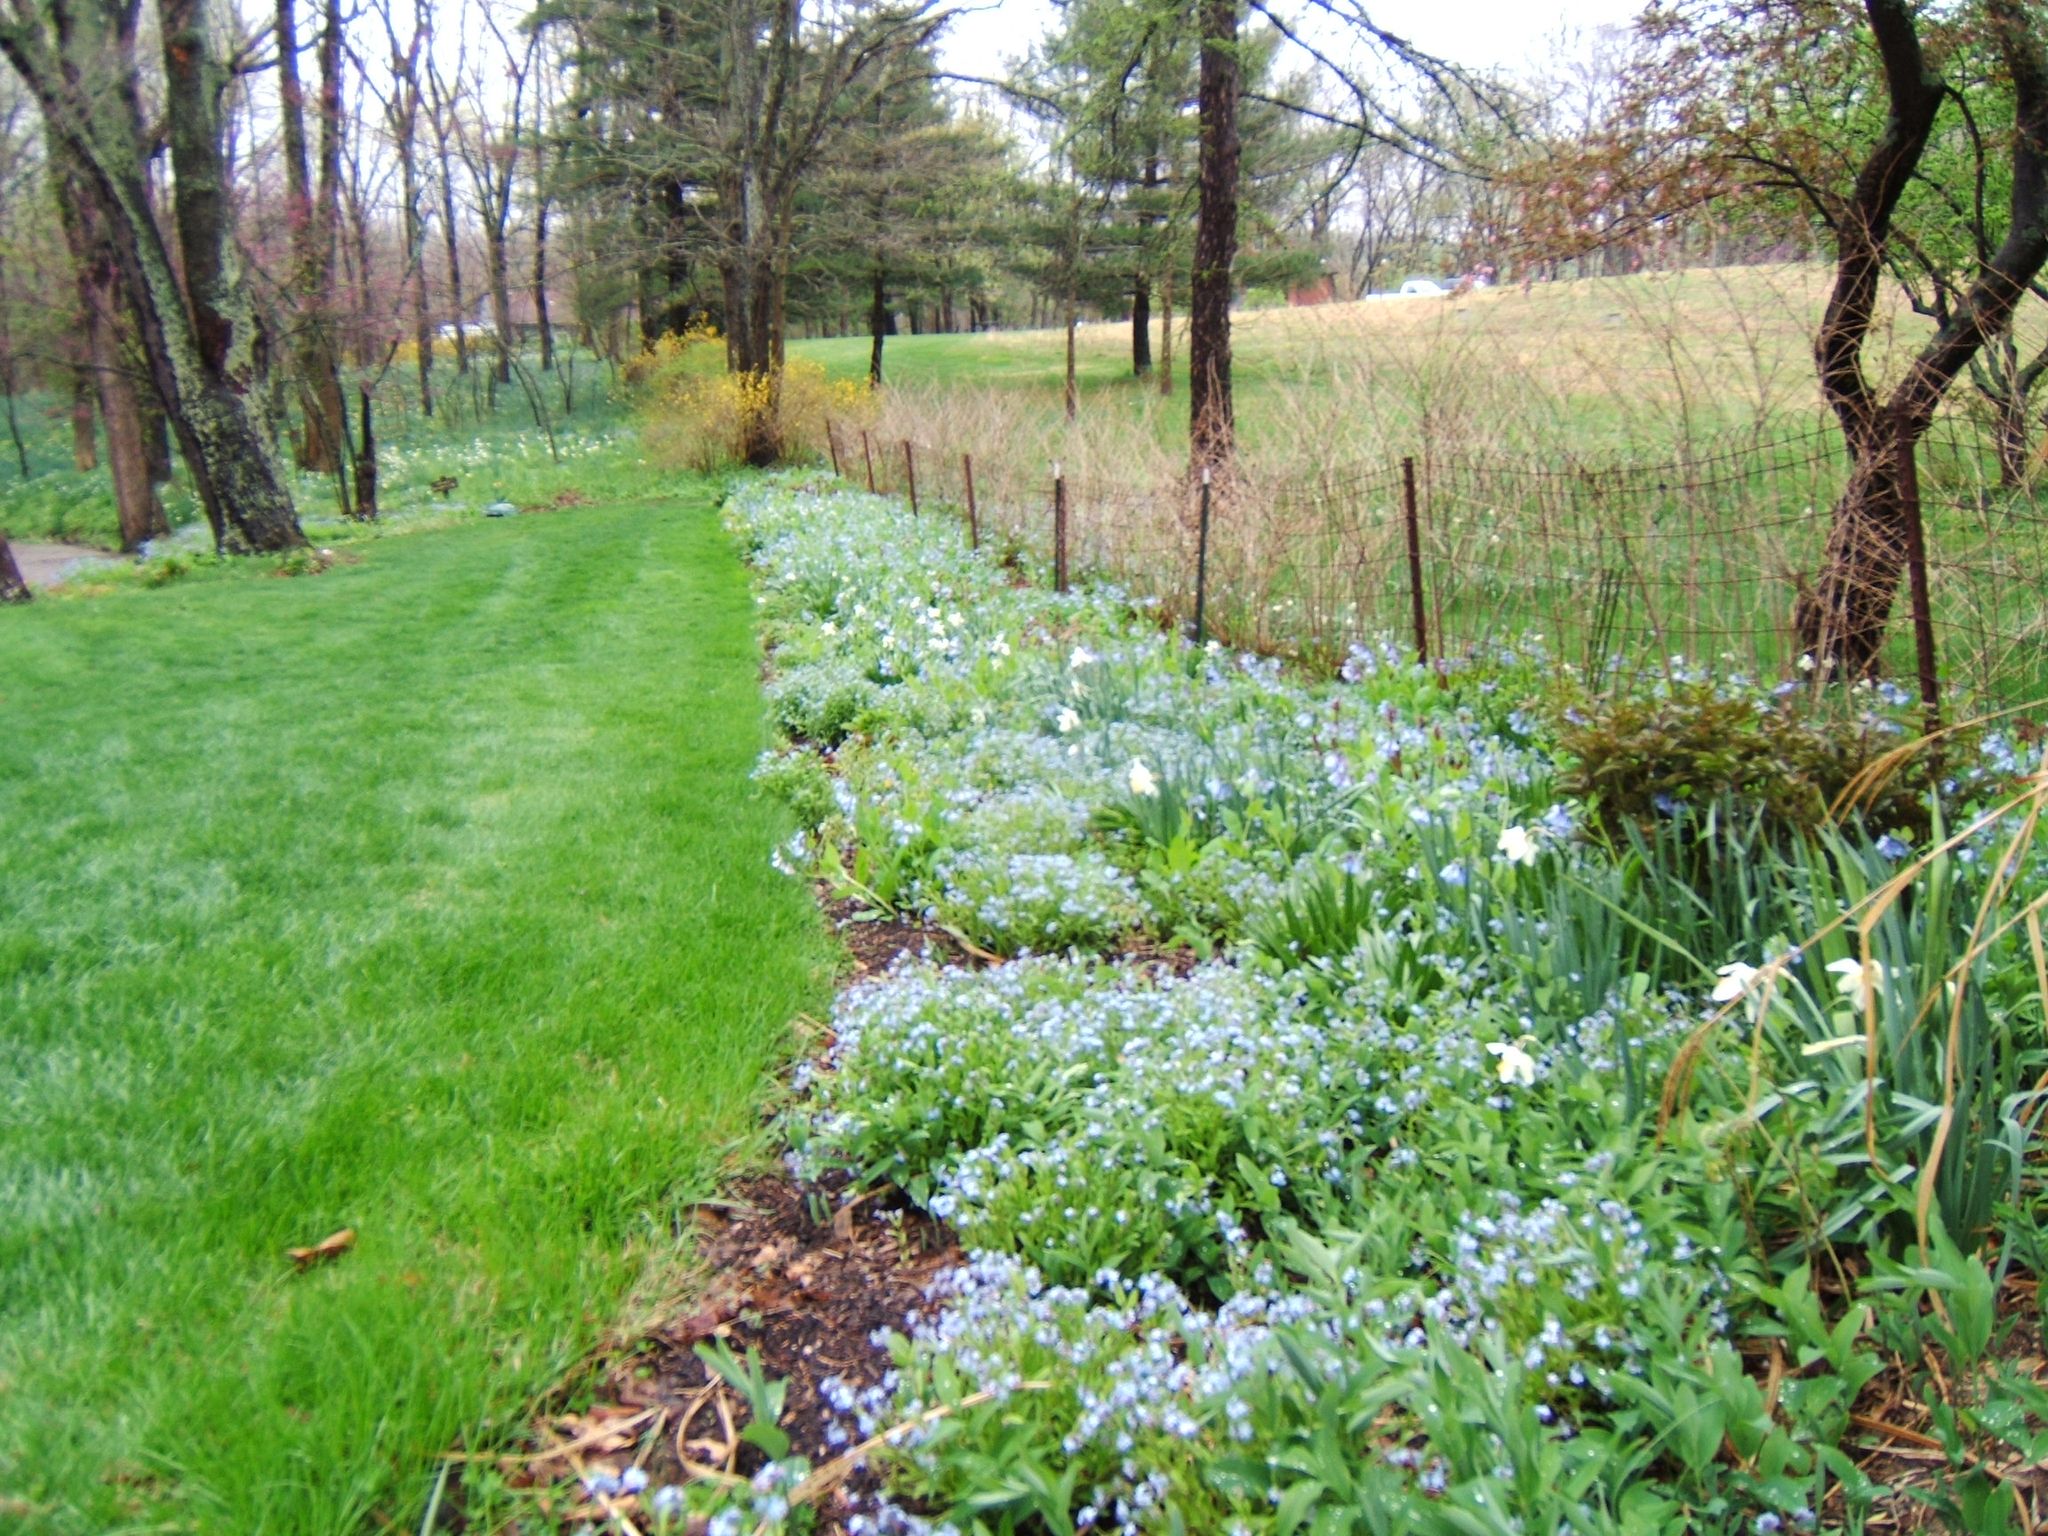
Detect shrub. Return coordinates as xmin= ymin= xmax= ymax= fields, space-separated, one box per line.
xmin=1553 ymin=680 xmax=1935 ymax=844
xmin=635 ymin=326 xmax=870 ymax=469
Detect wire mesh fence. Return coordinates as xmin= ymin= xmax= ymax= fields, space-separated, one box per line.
xmin=827 ymin=414 xmax=2048 ymax=707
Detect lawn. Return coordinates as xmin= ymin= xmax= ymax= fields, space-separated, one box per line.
xmin=0 ymin=483 xmax=829 ymax=1534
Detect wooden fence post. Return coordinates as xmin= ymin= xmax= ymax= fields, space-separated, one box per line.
xmin=1052 ymin=464 xmax=1069 ymax=594
xmin=903 ymin=439 xmax=918 ymax=516
xmin=1401 ymin=455 xmax=1430 ymax=669
xmin=963 ymin=454 xmax=979 ymax=549
xmin=861 ymin=430 xmax=875 ymax=493
xmin=826 ymin=420 xmax=842 ymax=478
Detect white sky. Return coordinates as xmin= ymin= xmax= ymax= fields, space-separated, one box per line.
xmin=939 ymin=0 xmax=1644 ymax=84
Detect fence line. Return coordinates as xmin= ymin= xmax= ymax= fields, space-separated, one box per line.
xmin=823 ymin=416 xmax=2048 ymax=705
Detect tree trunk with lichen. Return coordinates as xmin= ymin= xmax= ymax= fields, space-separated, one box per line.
xmin=1 ymin=0 xmax=297 ymax=552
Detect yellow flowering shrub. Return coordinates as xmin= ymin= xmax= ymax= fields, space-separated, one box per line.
xmin=633 ymin=323 xmax=871 ymax=469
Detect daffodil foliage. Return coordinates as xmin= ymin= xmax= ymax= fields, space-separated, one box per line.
xmin=698 ymin=470 xmax=2048 ymax=1536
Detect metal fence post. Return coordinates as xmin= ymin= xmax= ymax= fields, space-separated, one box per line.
xmin=1896 ymin=410 xmax=1942 ymax=736
xmin=963 ymin=454 xmax=979 ymax=549
xmin=826 ymin=420 xmax=842 ymax=478
xmin=1053 ymin=464 xmax=1069 ymax=594
xmin=903 ymin=439 xmax=918 ymax=516
xmin=1402 ymin=455 xmax=1430 ymax=670
xmin=861 ymin=430 xmax=876 ymax=493
xmin=1194 ymin=465 xmax=1212 ymax=647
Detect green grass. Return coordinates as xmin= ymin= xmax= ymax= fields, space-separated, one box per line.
xmin=0 ymin=349 xmax=633 ymax=549
xmin=0 ymin=479 xmax=829 ymax=1533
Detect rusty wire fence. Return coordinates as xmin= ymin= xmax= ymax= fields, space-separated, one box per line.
xmin=827 ymin=415 xmax=2048 ymax=708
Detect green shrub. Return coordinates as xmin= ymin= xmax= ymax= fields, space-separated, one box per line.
xmin=1554 ymin=681 xmax=1935 ymax=844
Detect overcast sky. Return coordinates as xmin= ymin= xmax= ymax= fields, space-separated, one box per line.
xmin=938 ymin=0 xmax=1644 ymax=85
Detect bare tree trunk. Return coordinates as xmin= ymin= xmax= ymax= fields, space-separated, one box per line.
xmin=63 ymin=180 xmax=170 ymax=549
xmin=1064 ymin=291 xmax=1078 ymax=420
xmin=68 ymin=344 xmax=98 ymax=471
xmin=487 ymin=229 xmax=513 ymax=386
xmin=1159 ymin=266 xmax=1174 ymax=396
xmin=275 ymin=0 xmax=346 ymax=472
xmin=155 ymin=0 xmax=304 ymax=550
xmin=1795 ymin=0 xmax=2048 ymax=674
xmin=0 ymin=534 xmax=30 ymax=602
xmin=352 ymin=385 xmax=377 ymax=519
xmin=869 ymin=264 xmax=888 ymax=387
xmin=405 ymin=133 xmax=433 ymax=413
xmin=532 ymin=72 xmax=554 ymax=372
xmin=1188 ymin=0 xmax=1240 ymax=474
xmin=428 ymin=78 xmax=469 ymax=376
xmin=1131 ymin=273 xmax=1152 ymax=377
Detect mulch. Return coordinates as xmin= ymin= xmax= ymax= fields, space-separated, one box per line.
xmin=494 ymin=1172 xmax=957 ymax=1534
xmin=488 ymin=859 xmax=2048 ymax=1536
xmin=481 ymin=894 xmax=967 ymax=1535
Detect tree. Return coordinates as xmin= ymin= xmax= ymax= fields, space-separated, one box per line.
xmin=1554 ymin=0 xmax=2048 ymax=674
xmin=55 ymin=155 xmax=170 ymax=547
xmin=455 ymin=0 xmax=536 ymax=390
xmin=276 ymin=0 xmax=349 ymax=473
xmin=550 ymin=0 xmax=945 ymax=459
xmin=0 ymin=0 xmax=305 ymax=551
xmin=813 ymin=65 xmax=1010 ymax=386
xmin=1188 ymin=0 xmax=1240 ymax=472
xmin=365 ymin=0 xmax=436 ymax=414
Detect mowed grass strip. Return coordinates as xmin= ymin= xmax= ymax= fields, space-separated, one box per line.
xmin=0 ymin=488 xmax=827 ymax=1534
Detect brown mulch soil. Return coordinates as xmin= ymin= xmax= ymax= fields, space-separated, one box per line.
xmin=1824 ymin=1273 xmax=2048 ymax=1532
xmin=819 ymin=891 xmax=963 ymax=978
xmin=500 ymin=1174 xmax=956 ymax=1533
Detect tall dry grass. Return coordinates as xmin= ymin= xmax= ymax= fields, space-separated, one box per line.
xmin=842 ymin=266 xmax=2048 ymax=695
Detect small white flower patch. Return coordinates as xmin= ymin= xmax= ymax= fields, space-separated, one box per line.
xmin=1827 ymin=955 xmax=1885 ymax=1013
xmin=1496 ymin=825 xmax=1540 ymax=866
xmin=1127 ymin=759 xmax=1160 ymax=798
xmin=1486 ymin=1037 xmax=1538 ymax=1086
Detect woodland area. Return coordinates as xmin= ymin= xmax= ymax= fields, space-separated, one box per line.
xmin=0 ymin=0 xmax=2042 ymax=653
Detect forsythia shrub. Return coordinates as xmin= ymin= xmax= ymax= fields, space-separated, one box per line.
xmin=633 ymin=321 xmax=870 ymax=469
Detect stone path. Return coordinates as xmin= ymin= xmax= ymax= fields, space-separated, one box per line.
xmin=10 ymin=541 xmax=118 ymax=588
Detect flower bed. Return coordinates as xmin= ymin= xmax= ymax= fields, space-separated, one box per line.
xmin=640 ymin=471 xmax=2048 ymax=1536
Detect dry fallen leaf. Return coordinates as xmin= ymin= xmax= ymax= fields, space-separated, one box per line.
xmin=287 ymin=1228 xmax=356 ymax=1271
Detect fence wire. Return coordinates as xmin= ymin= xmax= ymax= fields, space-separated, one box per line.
xmin=827 ymin=416 xmax=2048 ymax=704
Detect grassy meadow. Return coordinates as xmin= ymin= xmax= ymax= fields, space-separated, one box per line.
xmin=792 ymin=264 xmax=2048 ymax=701
xmin=0 ymin=458 xmax=829 ymax=1532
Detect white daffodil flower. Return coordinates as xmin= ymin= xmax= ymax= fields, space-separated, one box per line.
xmin=1827 ymin=956 xmax=1886 ymax=1013
xmin=820 ymin=620 xmax=838 ymax=637
xmin=1056 ymin=707 xmax=1080 ymax=734
xmin=1128 ymin=759 xmax=1160 ymax=798
xmin=1487 ymin=1037 xmax=1538 ymax=1086
xmin=1710 ymin=962 xmax=1759 ymax=1004
xmin=1496 ymin=825 xmax=1540 ymax=866
xmin=1070 ymin=646 xmax=1098 ymax=670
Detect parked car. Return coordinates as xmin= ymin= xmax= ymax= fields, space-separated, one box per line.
xmin=1397 ymin=277 xmax=1450 ymax=297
